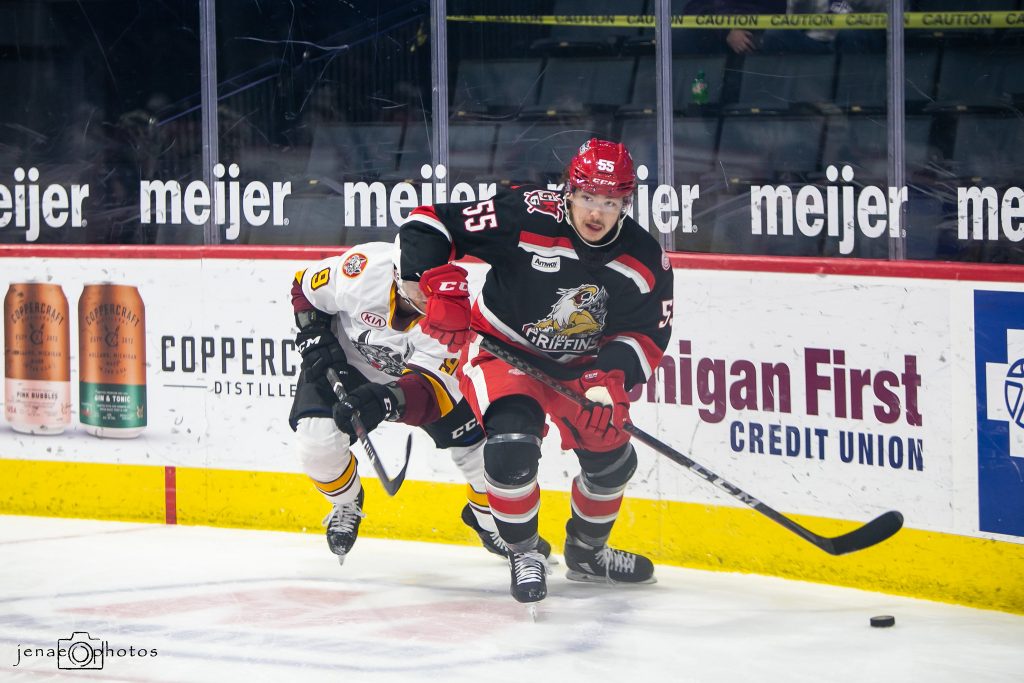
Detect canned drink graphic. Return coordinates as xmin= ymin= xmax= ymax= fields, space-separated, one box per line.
xmin=78 ymin=283 xmax=147 ymax=438
xmin=3 ymin=282 xmax=72 ymax=434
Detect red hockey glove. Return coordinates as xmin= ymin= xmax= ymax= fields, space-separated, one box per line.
xmin=570 ymin=369 xmax=631 ymax=445
xmin=418 ymin=264 xmax=473 ymax=352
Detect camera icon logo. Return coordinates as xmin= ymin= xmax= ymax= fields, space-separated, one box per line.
xmin=57 ymin=632 xmax=104 ymax=670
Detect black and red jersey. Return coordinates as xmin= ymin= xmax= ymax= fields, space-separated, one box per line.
xmin=398 ymin=186 xmax=674 ymax=389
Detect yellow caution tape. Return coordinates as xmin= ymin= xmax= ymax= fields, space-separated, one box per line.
xmin=448 ymin=12 xmax=1024 ymax=31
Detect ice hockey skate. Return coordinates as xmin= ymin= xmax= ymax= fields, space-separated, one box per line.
xmin=564 ymin=527 xmax=656 ymax=585
xmin=460 ymin=504 xmax=553 ymax=561
xmin=508 ymin=547 xmax=550 ymax=604
xmin=322 ymin=489 xmax=365 ymax=565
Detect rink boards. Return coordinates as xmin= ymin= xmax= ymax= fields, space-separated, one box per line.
xmin=0 ymin=246 xmax=1022 ymax=614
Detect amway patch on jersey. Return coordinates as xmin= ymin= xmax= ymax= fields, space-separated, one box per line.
xmin=342 ymin=252 xmax=368 ymax=278
xmin=531 ymin=255 xmax=561 ymax=272
xmin=523 ymin=189 xmax=564 ymax=222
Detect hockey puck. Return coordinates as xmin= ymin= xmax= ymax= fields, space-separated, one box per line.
xmin=870 ymin=615 xmax=895 ymax=628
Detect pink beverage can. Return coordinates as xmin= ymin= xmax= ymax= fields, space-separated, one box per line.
xmin=3 ymin=282 xmax=72 ymax=434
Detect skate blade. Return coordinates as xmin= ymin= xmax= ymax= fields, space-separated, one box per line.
xmin=486 ymin=547 xmax=559 ymax=566
xmin=526 ymin=603 xmax=539 ymax=622
xmin=336 ymin=554 xmax=347 ymax=567
xmin=564 ymin=569 xmax=657 ymax=585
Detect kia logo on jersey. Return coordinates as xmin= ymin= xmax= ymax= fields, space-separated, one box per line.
xmin=360 ymin=311 xmax=386 ymax=328
xmin=974 ymin=289 xmax=1024 ymax=537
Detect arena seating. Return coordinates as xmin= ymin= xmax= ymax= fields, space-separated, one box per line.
xmin=300 ymin=4 xmax=1024 ymax=257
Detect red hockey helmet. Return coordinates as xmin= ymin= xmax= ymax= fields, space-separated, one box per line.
xmin=566 ymin=138 xmax=636 ymax=199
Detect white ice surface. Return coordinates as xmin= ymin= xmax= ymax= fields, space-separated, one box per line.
xmin=1 ymin=515 xmax=1021 ymax=683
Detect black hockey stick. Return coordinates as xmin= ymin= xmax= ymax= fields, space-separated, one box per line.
xmin=326 ymin=368 xmax=411 ymax=496
xmin=477 ymin=335 xmax=904 ymax=556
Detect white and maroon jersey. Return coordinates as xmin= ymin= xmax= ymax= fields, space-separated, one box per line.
xmin=296 ymin=241 xmax=463 ymax=414
xmin=398 ymin=187 xmax=674 ymax=388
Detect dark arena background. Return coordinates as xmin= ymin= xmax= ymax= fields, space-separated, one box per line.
xmin=0 ymin=2 xmax=1022 ymax=681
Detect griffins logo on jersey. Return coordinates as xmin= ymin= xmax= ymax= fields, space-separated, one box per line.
xmin=342 ymin=252 xmax=368 ymax=278
xmin=523 ymin=189 xmax=564 ymax=222
xmin=523 ymin=284 xmax=608 ymax=353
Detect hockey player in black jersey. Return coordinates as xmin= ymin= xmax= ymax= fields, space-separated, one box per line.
xmin=397 ymin=138 xmax=675 ymax=603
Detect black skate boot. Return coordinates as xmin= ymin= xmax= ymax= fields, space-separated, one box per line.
xmin=564 ymin=529 xmax=656 ymax=584
xmin=508 ymin=548 xmax=550 ymax=603
xmin=322 ymin=488 xmax=365 ymax=566
xmin=461 ymin=504 xmax=552 ymax=560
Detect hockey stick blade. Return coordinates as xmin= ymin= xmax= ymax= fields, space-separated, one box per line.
xmin=477 ymin=335 xmax=904 ymax=556
xmin=325 ymin=368 xmax=410 ymax=496
xmin=622 ymin=424 xmax=905 ymax=555
xmin=818 ymin=510 xmax=904 ymax=556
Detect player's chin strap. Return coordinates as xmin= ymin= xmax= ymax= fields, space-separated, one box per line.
xmin=477 ymin=333 xmax=905 ymax=556
xmin=393 ymin=269 xmax=426 ymax=316
xmin=563 ymin=191 xmax=629 ymax=247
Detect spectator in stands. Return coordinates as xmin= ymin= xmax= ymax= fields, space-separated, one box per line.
xmin=679 ymin=0 xmax=787 ymax=54
xmin=761 ymin=1 xmax=888 ymax=54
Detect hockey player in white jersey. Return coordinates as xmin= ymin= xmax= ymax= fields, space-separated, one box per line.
xmin=289 ymin=241 xmax=552 ymax=565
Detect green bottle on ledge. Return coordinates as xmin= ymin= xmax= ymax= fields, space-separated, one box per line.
xmin=691 ymin=70 xmax=708 ymax=106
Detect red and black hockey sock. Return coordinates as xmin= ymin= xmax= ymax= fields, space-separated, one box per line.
xmin=481 ymin=396 xmax=548 ymax=551
xmin=569 ymin=443 xmax=637 ymax=546
xmin=485 ymin=477 xmax=541 ymax=549
xmin=568 ymin=474 xmax=623 ymax=546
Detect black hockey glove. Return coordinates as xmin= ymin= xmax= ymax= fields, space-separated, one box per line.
xmin=295 ymin=309 xmax=350 ymax=386
xmin=332 ymin=382 xmax=406 ymax=440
